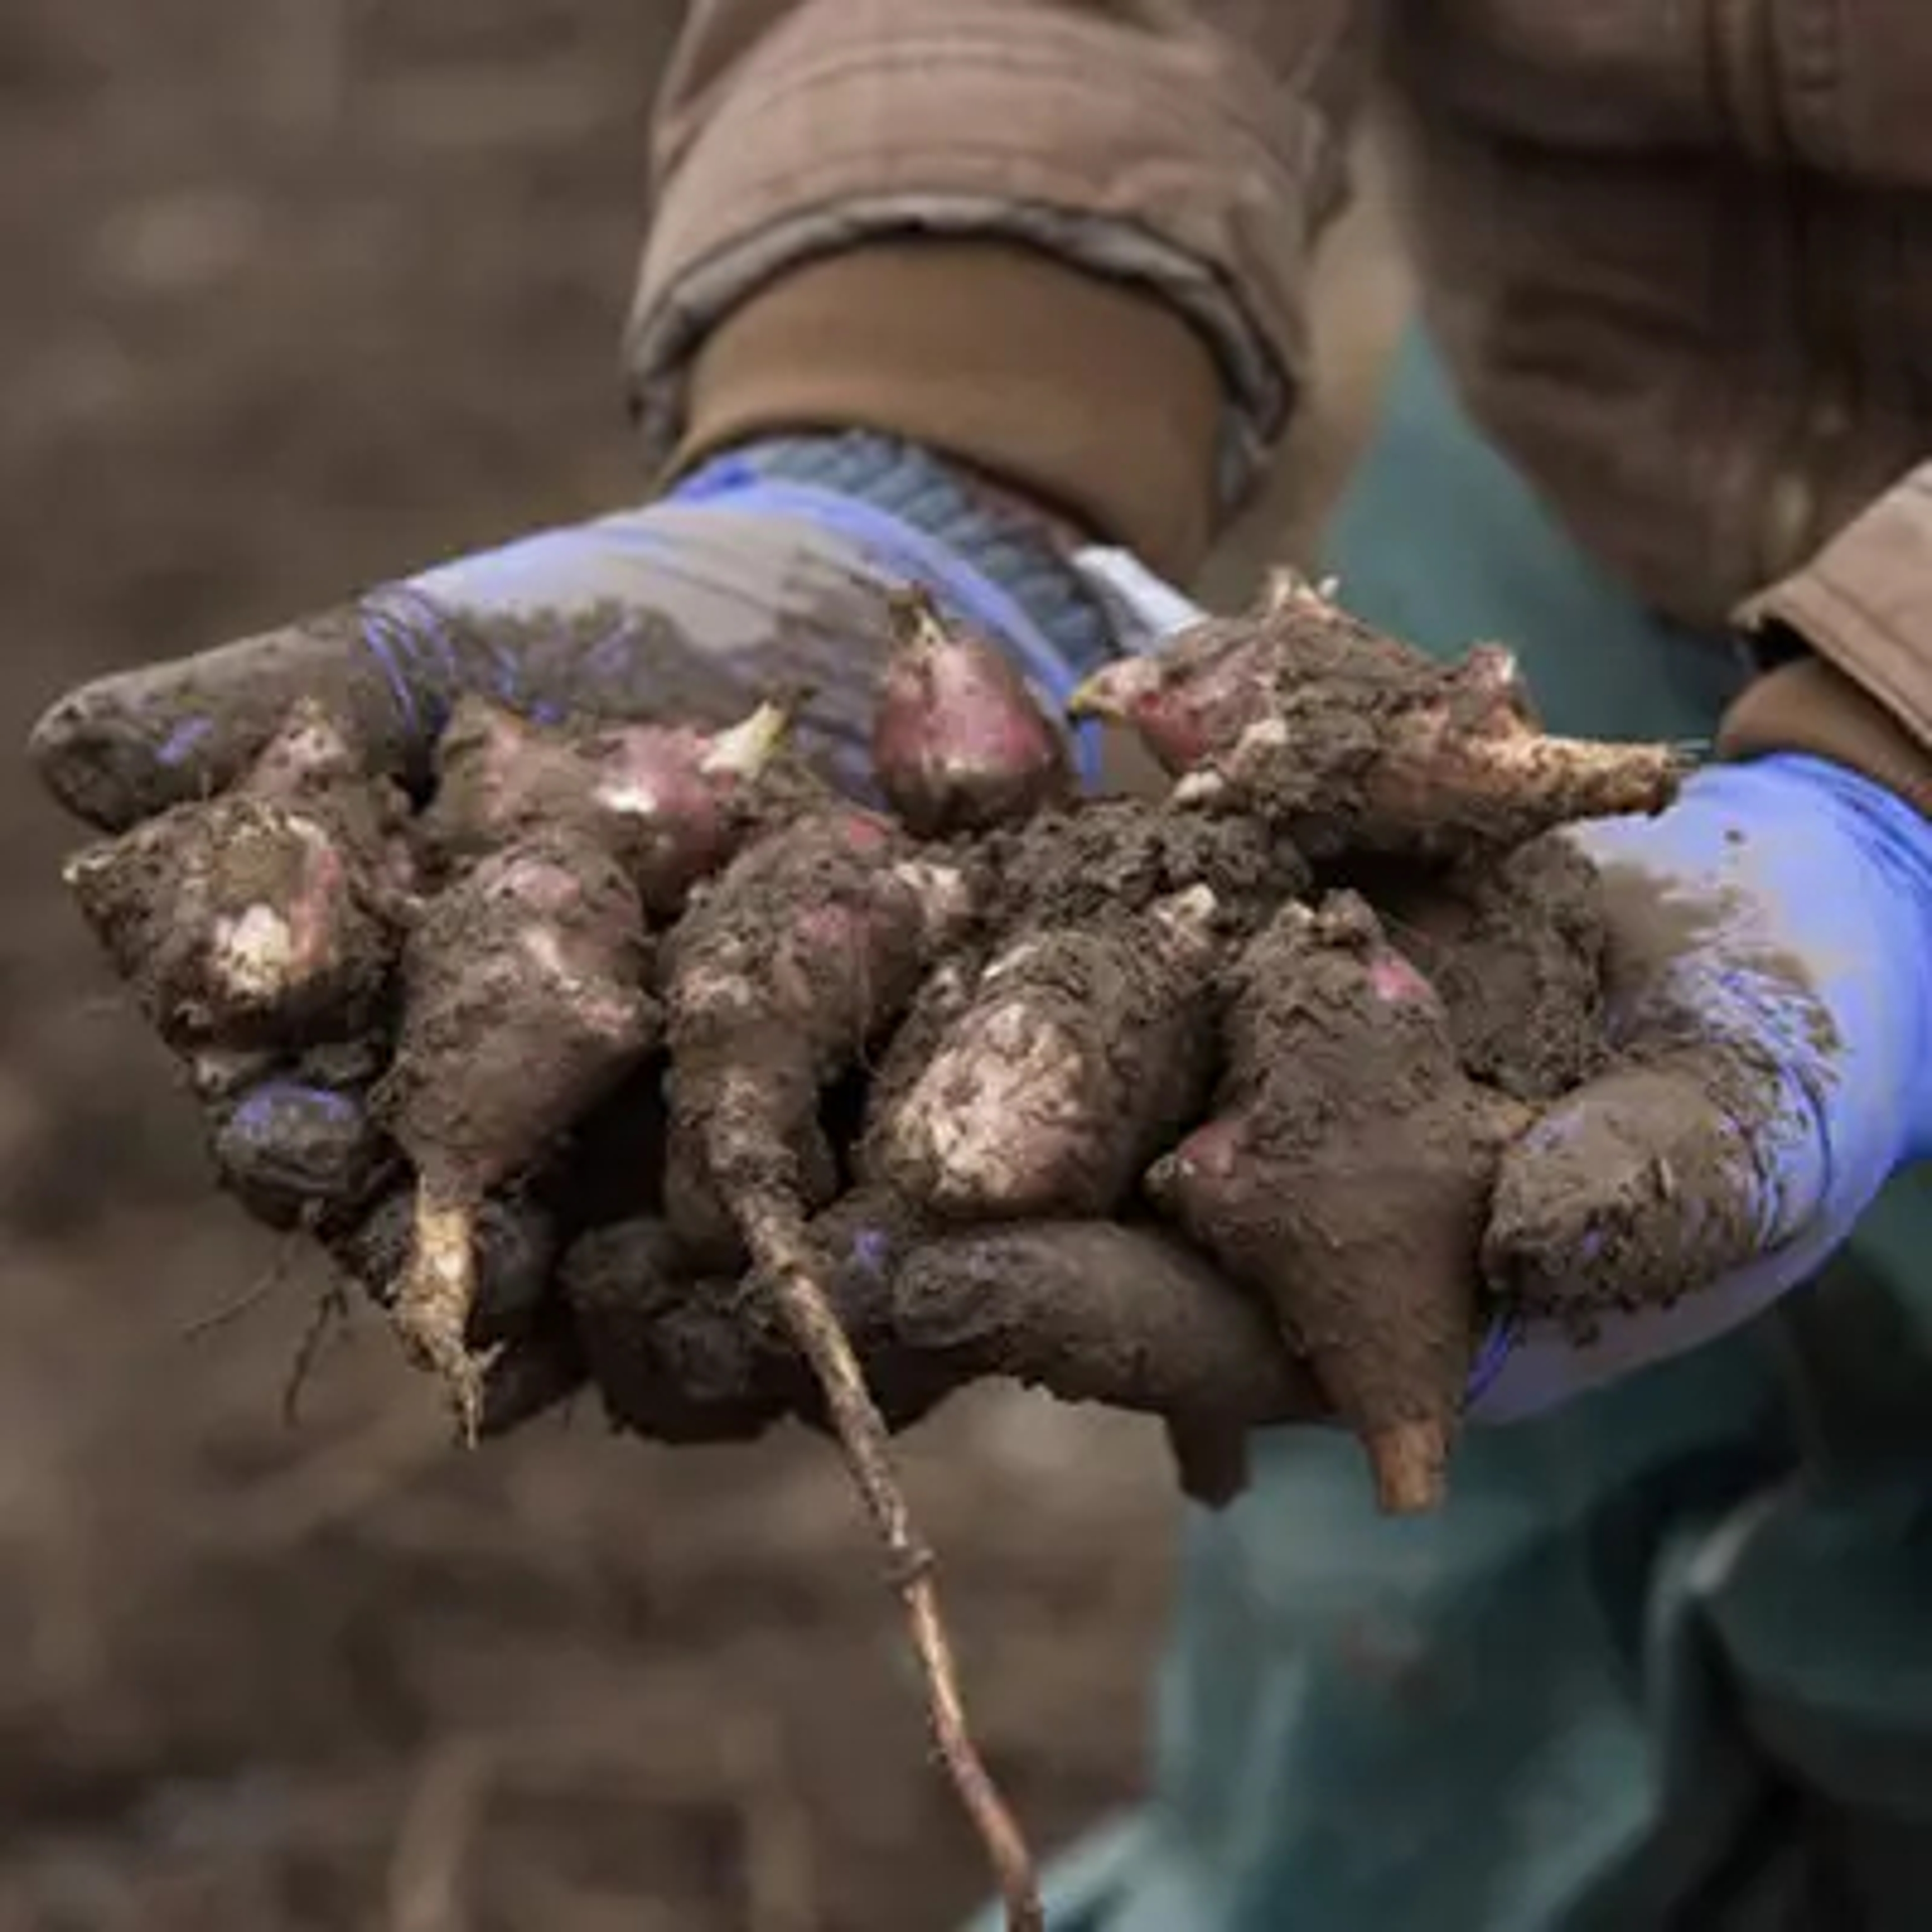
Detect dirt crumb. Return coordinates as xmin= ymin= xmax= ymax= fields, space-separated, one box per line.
xmin=986 ymin=797 xmax=1307 ymax=934
xmin=1370 ymin=833 xmax=1608 ymax=1101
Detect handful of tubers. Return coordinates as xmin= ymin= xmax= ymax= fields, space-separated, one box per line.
xmin=58 ymin=575 xmax=1694 ymax=1932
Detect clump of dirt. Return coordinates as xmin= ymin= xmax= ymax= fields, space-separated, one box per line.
xmin=1375 ymin=832 xmax=1609 ymax=1101
xmin=985 ymin=795 xmax=1308 ymax=932
xmin=378 ymin=827 xmax=658 ymax=1434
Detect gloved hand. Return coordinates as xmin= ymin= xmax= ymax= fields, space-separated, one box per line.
xmin=1473 ymin=750 xmax=1932 ymax=1418
xmin=33 ymin=437 xmax=1114 ymax=833
xmin=37 ymin=433 xmax=1303 ymax=1452
xmin=30 ymin=435 xmax=1120 ymax=1234
xmin=1066 ymin=561 xmax=1932 ymax=1423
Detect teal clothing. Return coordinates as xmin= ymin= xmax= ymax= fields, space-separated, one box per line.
xmin=986 ymin=335 xmax=1932 ymax=1932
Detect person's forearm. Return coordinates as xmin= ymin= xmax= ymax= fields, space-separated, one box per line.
xmin=1724 ymin=464 xmax=1932 ymax=817
xmin=630 ymin=0 xmax=1385 ymax=583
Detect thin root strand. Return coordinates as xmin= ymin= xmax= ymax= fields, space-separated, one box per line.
xmin=739 ymin=1191 xmax=1043 ymax=1932
xmin=282 ymin=1274 xmax=351 ymax=1427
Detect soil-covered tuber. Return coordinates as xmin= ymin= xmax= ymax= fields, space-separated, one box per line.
xmin=1075 ymin=571 xmax=1686 ymax=862
xmin=378 ymin=830 xmax=658 ymax=1434
xmin=871 ymin=886 xmax=1225 ymax=1220
xmin=661 ymin=805 xmax=1042 ymax=1926
xmin=423 ymin=693 xmax=791 ymax=914
xmin=1147 ymin=893 xmax=1530 ymax=1514
xmin=664 ymin=804 xmax=978 ymax=1225
xmin=62 ymin=700 xmax=411 ymax=1051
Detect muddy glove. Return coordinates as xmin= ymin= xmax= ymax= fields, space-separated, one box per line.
xmin=29 ymin=433 xmax=1123 ymax=1244
xmin=1474 ymin=751 xmax=1932 ymax=1418
xmin=33 ymin=435 xmax=1115 ymax=830
xmin=554 ymin=1213 xmax=1323 ymax=1460
xmin=1076 ymin=561 xmax=1932 ymax=1421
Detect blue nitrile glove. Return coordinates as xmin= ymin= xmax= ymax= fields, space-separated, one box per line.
xmin=33 ymin=434 xmax=1119 ymax=831
xmin=30 ymin=433 xmax=1129 ymax=1261
xmin=1472 ymin=752 xmax=1932 ymax=1418
xmin=1072 ymin=557 xmax=1932 ymax=1421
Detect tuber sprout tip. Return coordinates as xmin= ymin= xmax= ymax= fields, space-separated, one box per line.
xmin=1065 ymin=658 xmax=1161 ymax=722
xmin=699 ymin=698 xmax=792 ymax=780
xmin=885 ymin=582 xmax=950 ymax=657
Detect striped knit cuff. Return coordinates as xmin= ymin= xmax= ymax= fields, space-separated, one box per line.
xmin=671 ymin=431 xmax=1121 ymax=680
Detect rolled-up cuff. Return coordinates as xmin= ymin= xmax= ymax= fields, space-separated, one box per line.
xmin=1728 ymin=464 xmax=1932 ymax=812
xmin=1718 ymin=657 xmax=1932 ymax=820
xmin=629 ymin=4 xmax=1334 ymax=562
xmin=663 ymin=241 xmax=1225 ymax=581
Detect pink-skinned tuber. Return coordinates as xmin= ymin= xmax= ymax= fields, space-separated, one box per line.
xmin=422 ymin=692 xmax=791 ymax=915
xmin=869 ymin=586 xmax=1073 ymax=837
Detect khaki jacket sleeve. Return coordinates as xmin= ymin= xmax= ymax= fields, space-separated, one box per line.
xmin=627 ymin=1 xmax=1383 ymax=581
xmin=1723 ymin=468 xmax=1932 ymax=816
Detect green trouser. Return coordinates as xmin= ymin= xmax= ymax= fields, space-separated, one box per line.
xmin=981 ymin=333 xmax=1932 ymax=1932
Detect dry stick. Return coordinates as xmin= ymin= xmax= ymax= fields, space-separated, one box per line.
xmin=742 ymin=1195 xmax=1043 ymax=1932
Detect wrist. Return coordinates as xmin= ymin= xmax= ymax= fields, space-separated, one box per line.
xmin=653 ymin=239 xmax=1227 ymax=582
xmin=1719 ymin=653 xmax=1932 ymax=820
xmin=670 ymin=433 xmax=1116 ymax=664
